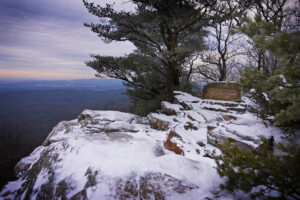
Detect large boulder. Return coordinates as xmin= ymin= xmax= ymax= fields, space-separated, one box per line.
xmin=163 ymin=131 xmax=184 ymax=155
xmin=161 ymin=101 xmax=183 ymax=115
xmin=207 ymin=129 xmax=254 ymax=151
xmin=147 ymin=113 xmax=172 ymax=131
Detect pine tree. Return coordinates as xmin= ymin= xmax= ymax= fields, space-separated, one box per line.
xmin=216 ymin=138 xmax=300 ymax=199
xmin=238 ymin=0 xmax=300 ymax=127
xmin=83 ymin=0 xmax=250 ymax=114
xmin=83 ymin=0 xmax=211 ymax=104
xmin=216 ymin=2 xmax=300 ymax=199
xmin=85 ymin=53 xmax=168 ymax=115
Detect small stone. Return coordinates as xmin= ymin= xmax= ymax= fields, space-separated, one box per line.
xmin=207 ymin=126 xmax=216 ymax=131
xmin=147 ymin=114 xmax=171 ymax=131
xmin=163 ymin=130 xmax=184 ymax=155
xmin=184 ymin=122 xmax=198 ymax=130
xmin=222 ymin=115 xmax=237 ymax=121
xmin=197 ymin=141 xmax=205 ymax=147
xmin=203 ymin=149 xmax=217 ymax=158
xmin=187 ymin=114 xmax=196 ymax=121
xmin=164 ymin=139 xmax=184 ymax=155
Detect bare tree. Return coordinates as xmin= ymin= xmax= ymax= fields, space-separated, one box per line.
xmin=197 ymin=17 xmax=247 ymax=81
xmin=241 ymin=0 xmax=300 ymax=76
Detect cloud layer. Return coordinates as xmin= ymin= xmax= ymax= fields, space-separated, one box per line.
xmin=0 ymin=0 xmax=135 ymax=80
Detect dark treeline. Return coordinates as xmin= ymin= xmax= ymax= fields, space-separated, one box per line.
xmin=0 ymin=123 xmax=31 ymax=190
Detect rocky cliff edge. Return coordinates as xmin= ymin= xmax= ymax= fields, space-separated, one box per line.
xmin=0 ymin=91 xmax=282 ymax=200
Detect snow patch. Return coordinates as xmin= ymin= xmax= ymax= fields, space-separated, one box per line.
xmin=0 ymin=91 xmax=286 ymax=200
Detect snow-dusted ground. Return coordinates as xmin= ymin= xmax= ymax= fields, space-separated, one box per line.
xmin=0 ymin=92 xmax=283 ymax=200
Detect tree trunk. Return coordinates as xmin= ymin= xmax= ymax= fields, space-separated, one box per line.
xmin=219 ymin=71 xmax=226 ymax=81
xmin=257 ymin=52 xmax=262 ymax=72
xmin=219 ymin=56 xmax=226 ymax=81
xmin=166 ymin=63 xmax=179 ymax=102
xmin=262 ymin=57 xmax=270 ymax=76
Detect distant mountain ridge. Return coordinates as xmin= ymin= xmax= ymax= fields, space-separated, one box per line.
xmin=0 ymin=78 xmax=130 ymax=189
xmin=0 ymin=79 xmax=125 ymax=92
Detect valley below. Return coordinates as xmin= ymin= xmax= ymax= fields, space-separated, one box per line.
xmin=0 ymin=79 xmax=130 ymax=189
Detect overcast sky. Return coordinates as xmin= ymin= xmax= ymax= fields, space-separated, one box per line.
xmin=0 ymin=0 xmax=135 ymax=80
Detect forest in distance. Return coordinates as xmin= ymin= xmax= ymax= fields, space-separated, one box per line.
xmin=0 ymin=79 xmax=131 ymax=189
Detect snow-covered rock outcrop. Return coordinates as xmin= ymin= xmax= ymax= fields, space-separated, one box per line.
xmin=0 ymin=92 xmax=282 ymax=200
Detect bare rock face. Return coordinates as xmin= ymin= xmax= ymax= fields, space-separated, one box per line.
xmin=222 ymin=115 xmax=237 ymax=121
xmin=147 ymin=113 xmax=171 ymax=131
xmin=161 ymin=101 xmax=183 ymax=116
xmin=201 ymin=100 xmax=247 ymax=114
xmin=164 ymin=131 xmax=184 ymax=155
xmin=1 ymin=91 xmax=282 ymax=200
xmin=164 ymin=139 xmax=184 ymax=155
xmin=14 ymin=162 xmax=31 ymax=177
xmin=184 ymin=122 xmax=198 ymax=130
xmin=78 ymin=110 xmax=140 ymax=134
xmin=207 ymin=126 xmax=216 ymax=131
xmin=115 ymin=172 xmax=197 ymax=200
xmin=207 ymin=130 xmax=254 ymax=151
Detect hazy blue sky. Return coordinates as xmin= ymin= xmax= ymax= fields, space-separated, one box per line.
xmin=0 ymin=0 xmax=135 ymax=80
